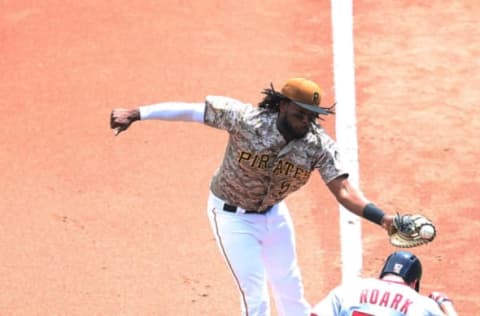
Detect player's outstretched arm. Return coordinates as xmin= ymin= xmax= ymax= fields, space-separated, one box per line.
xmin=110 ymin=102 xmax=205 ymax=136
xmin=326 ymin=175 xmax=394 ymax=232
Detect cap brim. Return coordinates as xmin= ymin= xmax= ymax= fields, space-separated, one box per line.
xmin=292 ymin=100 xmax=331 ymax=115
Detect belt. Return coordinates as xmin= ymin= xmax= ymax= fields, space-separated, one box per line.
xmin=222 ymin=203 xmax=273 ymax=214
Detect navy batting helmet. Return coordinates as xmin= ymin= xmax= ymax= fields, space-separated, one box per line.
xmin=379 ymin=251 xmax=422 ymax=292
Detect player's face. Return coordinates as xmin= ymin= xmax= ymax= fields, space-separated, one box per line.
xmin=278 ymin=102 xmax=318 ymax=140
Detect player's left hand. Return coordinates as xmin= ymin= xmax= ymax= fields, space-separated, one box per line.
xmin=429 ymin=291 xmax=452 ymax=305
xmin=110 ymin=108 xmax=140 ymax=136
xmin=381 ymin=214 xmax=395 ymax=234
xmin=429 ymin=291 xmax=458 ymax=316
xmin=388 ymin=213 xmax=436 ymax=248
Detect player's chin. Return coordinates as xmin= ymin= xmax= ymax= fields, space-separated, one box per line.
xmin=293 ymin=126 xmax=309 ymax=138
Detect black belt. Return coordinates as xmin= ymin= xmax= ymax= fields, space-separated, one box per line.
xmin=223 ymin=203 xmax=273 ymax=214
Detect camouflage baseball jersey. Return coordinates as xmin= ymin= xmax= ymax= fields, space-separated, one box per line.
xmin=203 ymin=96 xmax=348 ymax=211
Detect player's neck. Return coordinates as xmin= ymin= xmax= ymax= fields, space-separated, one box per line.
xmin=381 ymin=275 xmax=405 ymax=283
xmin=380 ymin=274 xmax=417 ymax=290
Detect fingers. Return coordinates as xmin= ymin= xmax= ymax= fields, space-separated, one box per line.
xmin=110 ymin=108 xmax=138 ymax=136
xmin=110 ymin=109 xmax=127 ymax=136
xmin=110 ymin=111 xmax=119 ymax=136
xmin=113 ymin=127 xmax=122 ymax=136
xmin=110 ymin=111 xmax=115 ymax=128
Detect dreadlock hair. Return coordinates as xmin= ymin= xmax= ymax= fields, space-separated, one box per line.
xmin=258 ymin=83 xmax=290 ymax=112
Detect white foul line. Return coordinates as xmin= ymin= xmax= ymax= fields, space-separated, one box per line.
xmin=330 ymin=0 xmax=363 ymax=283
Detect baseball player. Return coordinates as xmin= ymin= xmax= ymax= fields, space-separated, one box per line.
xmin=110 ymin=77 xmax=398 ymax=316
xmin=311 ymin=251 xmax=458 ymax=316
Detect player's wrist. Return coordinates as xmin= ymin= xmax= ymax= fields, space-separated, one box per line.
xmin=130 ymin=109 xmax=141 ymax=121
xmin=440 ymin=296 xmax=452 ymax=305
xmin=363 ymin=203 xmax=385 ymax=225
xmin=431 ymin=293 xmax=457 ymax=316
xmin=438 ymin=297 xmax=453 ymax=304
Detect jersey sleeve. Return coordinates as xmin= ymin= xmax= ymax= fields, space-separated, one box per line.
xmin=315 ymin=133 xmax=349 ymax=184
xmin=139 ymin=102 xmax=205 ymax=122
xmin=203 ymin=95 xmax=250 ymax=133
xmin=411 ymin=296 xmax=446 ymax=316
xmin=311 ymin=286 xmax=343 ymax=316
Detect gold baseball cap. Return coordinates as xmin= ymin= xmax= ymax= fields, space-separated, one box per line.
xmin=281 ymin=78 xmax=333 ymax=115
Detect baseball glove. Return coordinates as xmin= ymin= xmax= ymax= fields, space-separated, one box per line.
xmin=389 ymin=213 xmax=436 ymax=248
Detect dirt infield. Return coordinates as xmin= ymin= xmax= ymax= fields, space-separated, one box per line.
xmin=1 ymin=1 xmax=478 ymax=315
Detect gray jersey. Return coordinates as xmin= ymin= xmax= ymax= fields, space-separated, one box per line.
xmin=312 ymin=278 xmax=444 ymax=316
xmin=203 ymin=95 xmax=347 ymax=211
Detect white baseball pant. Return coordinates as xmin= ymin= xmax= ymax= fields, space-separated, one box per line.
xmin=207 ymin=192 xmax=311 ymax=316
